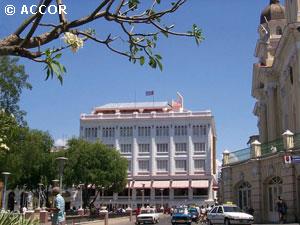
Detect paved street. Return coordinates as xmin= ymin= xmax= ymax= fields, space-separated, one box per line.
xmin=65 ymin=214 xmax=300 ymax=225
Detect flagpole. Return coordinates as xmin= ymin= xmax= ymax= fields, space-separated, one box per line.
xmin=134 ymin=91 xmax=136 ymax=109
xmin=152 ymin=94 xmax=154 ymax=107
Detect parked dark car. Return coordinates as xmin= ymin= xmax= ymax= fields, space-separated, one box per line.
xmin=171 ymin=208 xmax=192 ymax=225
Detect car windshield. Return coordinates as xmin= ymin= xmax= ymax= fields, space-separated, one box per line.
xmin=141 ymin=209 xmax=155 ymax=214
xmin=223 ymin=206 xmax=242 ymax=213
xmin=174 ymin=208 xmax=186 ymax=214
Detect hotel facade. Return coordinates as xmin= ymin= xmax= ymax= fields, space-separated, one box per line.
xmin=79 ymin=95 xmax=217 ymax=208
xmin=220 ymin=0 xmax=300 ymax=223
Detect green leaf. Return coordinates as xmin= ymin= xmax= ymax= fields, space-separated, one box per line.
xmin=155 ymin=54 xmax=162 ymax=60
xmin=161 ymin=30 xmax=168 ymax=38
xmin=149 ymin=57 xmax=157 ymax=68
xmin=54 ymin=53 xmax=62 ymax=59
xmin=155 ymin=58 xmax=163 ymax=71
xmin=140 ymin=56 xmax=145 ymax=66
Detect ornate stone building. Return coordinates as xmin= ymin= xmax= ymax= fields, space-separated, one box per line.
xmin=221 ymin=0 xmax=300 ymax=223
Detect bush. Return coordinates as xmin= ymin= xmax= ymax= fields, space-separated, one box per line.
xmin=0 ymin=212 xmax=38 ymax=225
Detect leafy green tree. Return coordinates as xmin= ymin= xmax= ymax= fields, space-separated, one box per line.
xmin=0 ymin=128 xmax=55 ymax=190
xmin=0 ymin=0 xmax=203 ymax=83
xmin=63 ymin=138 xmax=128 ymax=208
xmin=0 ymin=56 xmax=31 ymax=125
xmin=0 ymin=110 xmax=19 ymax=151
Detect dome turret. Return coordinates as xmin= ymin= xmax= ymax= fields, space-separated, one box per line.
xmin=260 ymin=0 xmax=285 ymax=24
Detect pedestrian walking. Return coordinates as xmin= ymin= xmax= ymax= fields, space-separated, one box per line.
xmin=276 ymin=196 xmax=287 ymax=223
xmin=47 ymin=187 xmax=66 ymax=225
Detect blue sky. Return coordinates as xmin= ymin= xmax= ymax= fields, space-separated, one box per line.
xmin=0 ymin=0 xmax=271 ymax=159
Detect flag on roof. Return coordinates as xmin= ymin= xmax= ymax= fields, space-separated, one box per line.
xmin=145 ymin=90 xmax=154 ymax=96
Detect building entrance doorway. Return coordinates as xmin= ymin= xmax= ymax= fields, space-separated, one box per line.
xmin=267 ymin=176 xmax=282 ymax=222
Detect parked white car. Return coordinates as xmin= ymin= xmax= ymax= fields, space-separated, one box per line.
xmin=136 ymin=207 xmax=160 ymax=224
xmin=207 ymin=204 xmax=254 ymax=225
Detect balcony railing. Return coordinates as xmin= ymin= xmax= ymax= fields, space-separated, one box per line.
xmin=294 ymin=133 xmax=300 ymax=148
xmin=228 ymin=147 xmax=251 ymax=164
xmin=81 ymin=111 xmax=212 ymax=120
xmin=261 ymin=138 xmax=284 ymax=155
xmin=227 ymin=136 xmax=287 ymax=165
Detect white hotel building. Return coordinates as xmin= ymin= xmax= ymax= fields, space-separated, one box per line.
xmin=80 ymin=96 xmax=217 ymax=208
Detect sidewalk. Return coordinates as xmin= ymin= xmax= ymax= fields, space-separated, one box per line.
xmin=66 ymin=216 xmax=135 ymax=225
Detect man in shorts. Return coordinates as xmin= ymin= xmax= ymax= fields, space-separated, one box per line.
xmin=47 ymin=187 xmax=65 ymax=225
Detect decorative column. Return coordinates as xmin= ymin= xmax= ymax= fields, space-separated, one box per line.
xmin=208 ymin=178 xmax=213 ymax=201
xmin=282 ymin=130 xmax=294 ymax=151
xmin=132 ymin=127 xmax=138 ymax=177
xmin=266 ymin=83 xmax=277 ymax=141
xmin=187 ymin=125 xmax=193 ymax=175
xmin=169 ymin=126 xmax=175 ymax=176
xmin=251 ymin=140 xmax=261 ymax=158
xmin=150 ymin=127 xmax=156 ymax=176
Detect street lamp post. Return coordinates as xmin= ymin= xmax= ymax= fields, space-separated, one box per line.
xmin=37 ymin=183 xmax=43 ymax=210
xmin=101 ymin=186 xmax=105 ymax=207
xmin=79 ymin=184 xmax=84 ymax=210
xmin=56 ymin=157 xmax=68 ymax=193
xmin=1 ymin=172 xmax=11 ymax=211
xmin=160 ymin=188 xmax=164 ymax=210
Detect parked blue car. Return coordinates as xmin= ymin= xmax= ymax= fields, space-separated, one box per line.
xmin=171 ymin=208 xmax=192 ymax=225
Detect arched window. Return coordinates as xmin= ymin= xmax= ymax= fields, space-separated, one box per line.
xmin=276 ymin=26 xmax=283 ymax=35
xmin=267 ymin=176 xmax=283 ymax=215
xmin=269 ymin=176 xmax=283 ymax=185
xmin=237 ymin=181 xmax=252 ymax=210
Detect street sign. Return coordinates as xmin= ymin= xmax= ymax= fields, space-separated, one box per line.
xmin=292 ymin=156 xmax=300 ymax=164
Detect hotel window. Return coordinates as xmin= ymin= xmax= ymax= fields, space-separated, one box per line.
xmin=194 ymin=159 xmax=205 ymax=171
xmin=157 ymin=143 xmax=169 ymax=153
xmin=138 ymin=144 xmax=150 ymax=153
xmin=85 ymin=127 xmax=97 ymax=138
xmin=156 ymin=126 xmax=169 ymax=136
xmin=194 ymin=143 xmax=206 ymax=153
xmin=174 ymin=125 xmax=187 ymax=136
xmin=120 ymin=144 xmax=132 ymax=154
xmin=192 ymin=125 xmax=207 ymax=136
xmin=138 ymin=126 xmax=151 ymax=137
xmin=120 ymin=127 xmax=133 ymax=137
xmin=138 ymin=160 xmax=150 ymax=172
xmin=157 ymin=160 xmax=168 ymax=172
xmin=175 ymin=160 xmax=187 ymax=171
xmin=102 ymin=127 xmax=115 ymax=138
xmin=127 ymin=160 xmax=132 ymax=172
xmin=175 ymin=143 xmax=187 ymax=153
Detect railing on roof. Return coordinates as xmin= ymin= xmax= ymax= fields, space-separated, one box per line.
xmin=294 ymin=133 xmax=300 ymax=148
xmin=228 ymin=147 xmax=251 ymax=164
xmin=261 ymin=138 xmax=284 ymax=155
xmin=81 ymin=111 xmax=212 ymax=120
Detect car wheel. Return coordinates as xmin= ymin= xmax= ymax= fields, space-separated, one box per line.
xmin=225 ymin=218 xmax=230 ymax=225
xmin=156 ymin=219 xmax=159 ymax=223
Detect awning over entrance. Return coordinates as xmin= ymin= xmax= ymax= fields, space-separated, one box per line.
xmin=133 ymin=181 xmax=151 ymax=189
xmin=191 ymin=180 xmax=209 ymax=188
xmin=171 ymin=180 xmax=189 ymax=188
xmin=152 ymin=181 xmax=170 ymax=189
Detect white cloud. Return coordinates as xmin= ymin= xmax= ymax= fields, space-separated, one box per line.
xmin=54 ymin=138 xmax=67 ymax=147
